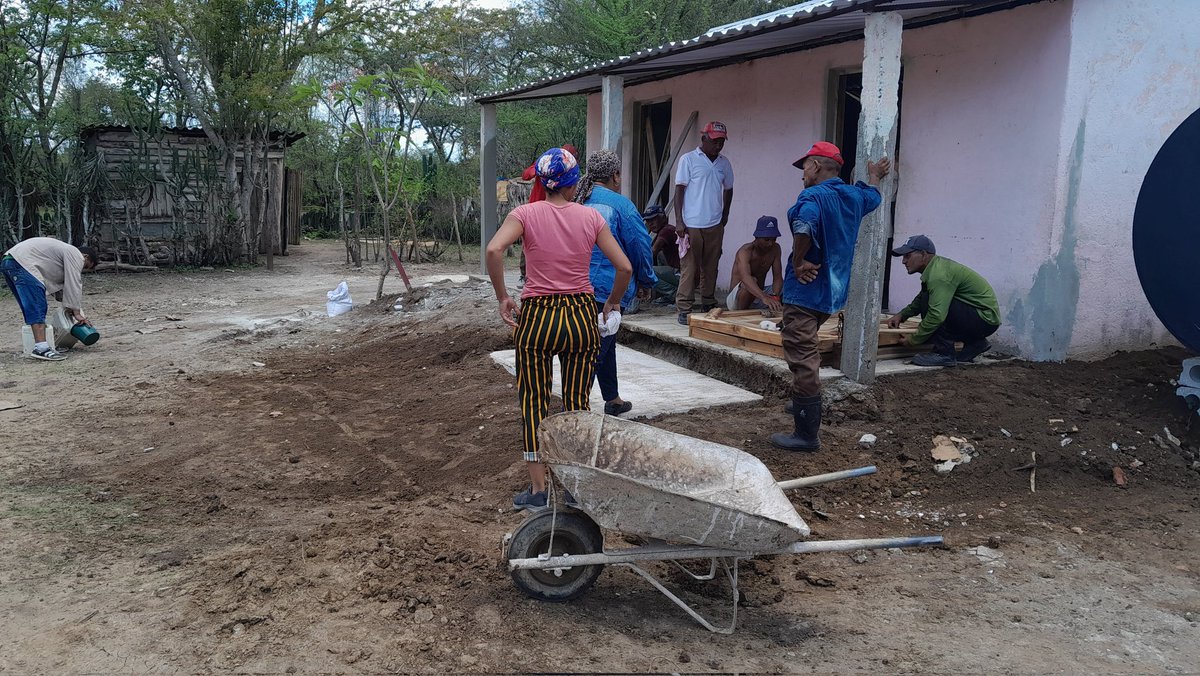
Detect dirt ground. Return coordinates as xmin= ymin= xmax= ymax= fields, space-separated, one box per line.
xmin=1 ymin=240 xmax=1198 ymax=673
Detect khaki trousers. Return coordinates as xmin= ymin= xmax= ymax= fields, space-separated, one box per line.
xmin=675 ymin=225 xmax=724 ymax=312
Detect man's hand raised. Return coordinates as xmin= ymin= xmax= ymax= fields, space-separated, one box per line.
xmin=867 ymin=157 xmax=891 ymax=185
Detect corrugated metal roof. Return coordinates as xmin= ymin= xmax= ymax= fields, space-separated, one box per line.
xmin=478 ymin=0 xmax=1038 ymax=103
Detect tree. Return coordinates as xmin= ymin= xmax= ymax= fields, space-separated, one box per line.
xmin=531 ymin=0 xmax=794 ymax=70
xmin=0 ymin=0 xmax=107 ymax=246
xmin=330 ymin=66 xmax=446 ymax=296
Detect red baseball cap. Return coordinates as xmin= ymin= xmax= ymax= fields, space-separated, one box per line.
xmin=702 ymin=121 xmax=728 ymax=139
xmin=793 ymin=141 xmax=844 ymax=169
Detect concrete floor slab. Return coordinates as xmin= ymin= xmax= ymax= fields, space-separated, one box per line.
xmin=621 ymin=311 xmax=947 ymax=382
xmin=489 ymin=345 xmax=761 ymax=419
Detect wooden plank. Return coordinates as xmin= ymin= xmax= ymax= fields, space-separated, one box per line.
xmin=690 ymin=327 xmax=786 ymax=359
xmin=690 ymin=315 xmax=782 ymax=346
xmin=689 ymin=310 xmax=919 ymax=358
xmin=708 ymin=309 xmax=765 ymax=318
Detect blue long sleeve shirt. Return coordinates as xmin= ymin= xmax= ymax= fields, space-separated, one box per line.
xmin=782 ymin=177 xmax=882 ymax=315
xmin=585 ymin=186 xmax=657 ymax=307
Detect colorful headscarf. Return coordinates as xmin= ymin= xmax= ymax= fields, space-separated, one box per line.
xmin=536 ymin=147 xmax=580 ymax=192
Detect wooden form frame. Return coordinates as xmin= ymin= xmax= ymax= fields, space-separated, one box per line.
xmin=687 ymin=309 xmax=931 ymax=366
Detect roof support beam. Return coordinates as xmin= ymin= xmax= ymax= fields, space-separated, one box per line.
xmin=840 ymin=11 xmax=903 ymax=383
xmin=479 ymin=102 xmax=498 ymax=274
xmin=601 ymin=75 xmax=625 ymax=152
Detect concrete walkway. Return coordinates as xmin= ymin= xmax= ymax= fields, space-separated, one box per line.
xmin=621 ymin=311 xmax=932 ymax=382
xmin=490 ymin=345 xmax=762 ymax=419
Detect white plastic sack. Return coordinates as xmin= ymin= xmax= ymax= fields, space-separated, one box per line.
xmin=597 ymin=310 xmax=622 ymax=338
xmin=326 ymin=281 xmax=353 ymax=317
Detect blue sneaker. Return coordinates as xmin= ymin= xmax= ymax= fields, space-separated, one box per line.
xmin=513 ymin=487 xmax=579 ymax=510
xmin=677 ymin=312 xmax=689 ymax=325
xmin=912 ymin=351 xmax=957 ymax=367
xmin=512 ymin=488 xmax=547 ymax=511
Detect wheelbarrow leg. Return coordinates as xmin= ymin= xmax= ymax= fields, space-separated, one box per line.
xmin=618 ymin=557 xmax=741 ymax=634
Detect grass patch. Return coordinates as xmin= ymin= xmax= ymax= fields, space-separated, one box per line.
xmin=1 ymin=480 xmax=142 ymax=537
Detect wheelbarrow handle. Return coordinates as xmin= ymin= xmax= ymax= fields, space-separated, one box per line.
xmin=777 ymin=465 xmax=876 ymax=491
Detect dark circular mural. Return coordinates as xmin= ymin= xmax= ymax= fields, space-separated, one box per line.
xmin=1133 ymin=106 xmax=1200 ymax=352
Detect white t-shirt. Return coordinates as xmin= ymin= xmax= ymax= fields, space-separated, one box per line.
xmin=674 ymin=147 xmax=734 ymax=229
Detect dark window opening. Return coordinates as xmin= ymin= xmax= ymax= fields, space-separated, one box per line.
xmin=831 ymin=70 xmax=903 ymax=311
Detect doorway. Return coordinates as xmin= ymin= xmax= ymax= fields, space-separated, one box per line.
xmin=633 ymin=99 xmax=672 ymax=212
xmin=828 ymin=70 xmax=903 ymax=310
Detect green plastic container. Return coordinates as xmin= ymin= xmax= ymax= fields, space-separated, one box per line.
xmin=71 ymin=323 xmax=100 ymax=346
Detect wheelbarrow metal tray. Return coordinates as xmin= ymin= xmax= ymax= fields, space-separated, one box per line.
xmin=538 ymin=412 xmax=810 ymax=550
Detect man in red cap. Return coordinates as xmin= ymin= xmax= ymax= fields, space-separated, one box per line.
xmin=770 ymin=142 xmax=890 ymax=452
xmin=673 ymin=121 xmax=734 ymax=324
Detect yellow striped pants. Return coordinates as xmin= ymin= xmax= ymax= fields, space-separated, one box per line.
xmin=514 ymin=293 xmax=600 ymax=462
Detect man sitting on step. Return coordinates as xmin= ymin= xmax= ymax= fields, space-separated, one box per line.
xmin=886 ymin=234 xmax=1001 ymax=367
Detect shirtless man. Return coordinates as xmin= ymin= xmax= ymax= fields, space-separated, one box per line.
xmin=725 ymin=215 xmax=783 ymax=313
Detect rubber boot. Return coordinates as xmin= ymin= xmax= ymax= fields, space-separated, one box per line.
xmin=770 ymin=395 xmax=822 ymax=452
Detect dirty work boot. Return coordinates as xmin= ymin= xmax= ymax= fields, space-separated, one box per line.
xmin=912 ymin=351 xmax=957 ymax=367
xmin=956 ymin=339 xmax=991 ymax=363
xmin=770 ymin=395 xmax=822 ymax=452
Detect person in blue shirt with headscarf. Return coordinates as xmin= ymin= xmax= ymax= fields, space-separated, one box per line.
xmin=575 ymin=150 xmax=657 ymax=416
xmin=771 ymin=142 xmax=890 ymax=452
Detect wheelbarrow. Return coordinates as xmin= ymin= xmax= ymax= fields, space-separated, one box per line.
xmin=503 ymin=411 xmax=943 ymax=633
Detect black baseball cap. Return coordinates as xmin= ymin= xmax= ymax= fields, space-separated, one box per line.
xmin=891 ymin=235 xmax=936 ymax=256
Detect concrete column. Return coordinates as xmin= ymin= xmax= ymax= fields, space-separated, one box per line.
xmin=840 ymin=11 xmax=903 ymax=383
xmin=479 ymin=102 xmax=498 ymax=274
xmin=601 ymin=75 xmax=624 ymax=151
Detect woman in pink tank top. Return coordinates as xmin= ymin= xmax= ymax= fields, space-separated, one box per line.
xmin=486 ymin=147 xmax=632 ymax=510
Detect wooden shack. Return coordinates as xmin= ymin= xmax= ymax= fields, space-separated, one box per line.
xmin=78 ymin=126 xmax=304 ymax=265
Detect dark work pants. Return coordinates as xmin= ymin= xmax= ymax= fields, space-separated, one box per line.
xmin=781 ymin=305 xmax=831 ymax=398
xmin=911 ymin=293 xmax=999 ymax=355
xmin=593 ymin=301 xmax=624 ymax=402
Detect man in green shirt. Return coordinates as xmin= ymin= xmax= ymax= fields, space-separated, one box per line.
xmin=886 ymin=235 xmax=1000 ymax=367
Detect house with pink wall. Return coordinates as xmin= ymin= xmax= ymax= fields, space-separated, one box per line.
xmin=478 ymin=0 xmax=1200 ymax=365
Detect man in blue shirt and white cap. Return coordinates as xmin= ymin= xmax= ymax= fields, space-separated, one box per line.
xmin=771 ymin=142 xmax=890 ymax=452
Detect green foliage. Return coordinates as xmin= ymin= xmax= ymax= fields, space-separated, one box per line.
xmin=531 ymin=0 xmax=794 ymax=69
xmin=0 ymin=0 xmax=798 ymax=259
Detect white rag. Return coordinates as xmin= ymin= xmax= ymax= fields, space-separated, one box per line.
xmin=677 ymin=233 xmax=691 ymax=260
xmin=597 ymin=310 xmax=622 ymax=337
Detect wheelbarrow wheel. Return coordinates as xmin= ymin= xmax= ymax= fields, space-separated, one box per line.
xmin=509 ymin=509 xmax=603 ymax=602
